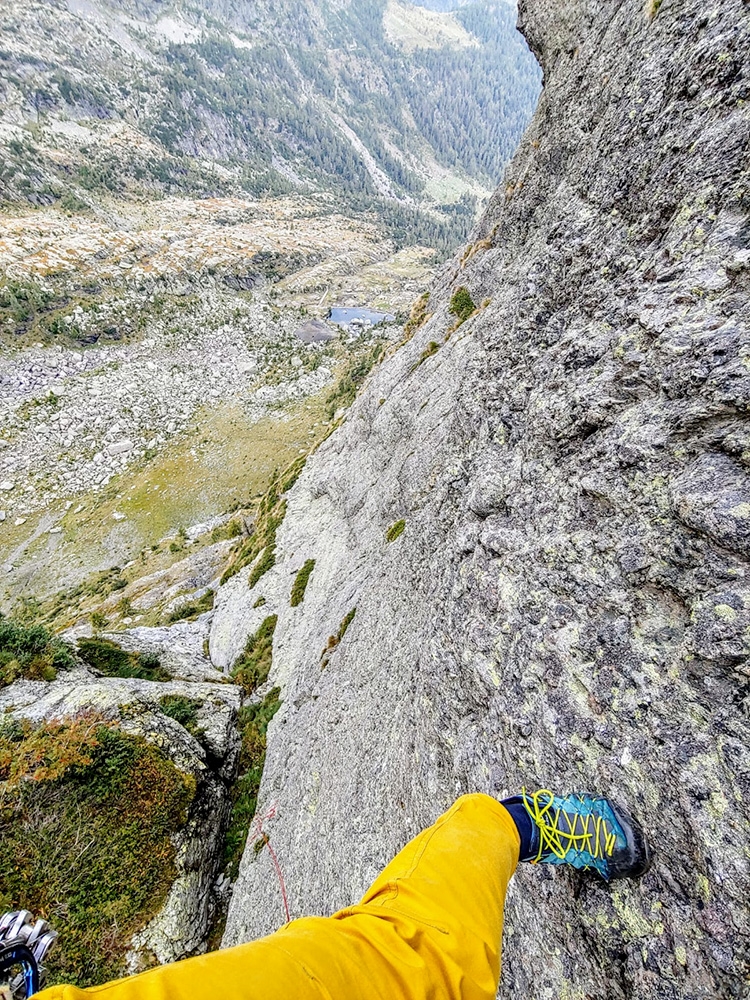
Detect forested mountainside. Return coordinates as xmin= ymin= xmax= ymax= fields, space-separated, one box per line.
xmin=0 ymin=0 xmax=539 ymax=252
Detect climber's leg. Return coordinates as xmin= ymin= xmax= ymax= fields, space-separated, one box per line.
xmin=34 ymin=793 xmax=518 ymax=1000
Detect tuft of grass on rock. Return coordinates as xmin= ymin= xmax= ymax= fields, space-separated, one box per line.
xmin=159 ymin=694 xmax=205 ymax=739
xmin=222 ymin=688 xmax=281 ymax=879
xmin=417 ymin=340 xmax=440 ymax=365
xmin=277 ymin=456 xmax=306 ymax=494
xmin=0 ymin=614 xmax=75 ymax=689
xmin=164 ymin=590 xmax=215 ymax=624
xmin=403 ymin=292 xmax=431 ymax=339
xmin=231 ymin=616 xmax=278 ymax=697
xmin=290 ymin=559 xmax=316 ymax=607
xmin=386 ymin=519 xmax=406 ymax=543
xmin=320 ymin=607 xmax=357 ymax=668
xmin=448 ymin=286 xmax=476 ymax=328
xmin=77 ymin=637 xmax=170 ymax=681
xmin=338 ymin=607 xmax=357 ymax=639
xmin=221 ymin=458 xmax=307 ymax=586
xmin=325 ymin=343 xmax=385 ymax=420
xmin=0 ymin=715 xmax=195 ymax=987
xmin=248 ymin=544 xmax=277 ymax=589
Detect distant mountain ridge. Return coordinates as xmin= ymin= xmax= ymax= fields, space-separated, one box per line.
xmin=0 ymin=0 xmax=540 ymax=252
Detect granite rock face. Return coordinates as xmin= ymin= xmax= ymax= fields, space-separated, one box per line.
xmin=222 ymin=2 xmax=750 ymax=997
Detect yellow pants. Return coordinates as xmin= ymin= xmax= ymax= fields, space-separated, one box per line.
xmin=38 ymin=794 xmax=519 ymax=1000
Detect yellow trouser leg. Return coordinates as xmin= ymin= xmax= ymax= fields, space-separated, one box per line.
xmin=37 ymin=793 xmax=519 ymax=1000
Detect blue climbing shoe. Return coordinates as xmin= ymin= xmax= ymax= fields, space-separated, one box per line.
xmin=520 ymin=789 xmax=652 ymax=882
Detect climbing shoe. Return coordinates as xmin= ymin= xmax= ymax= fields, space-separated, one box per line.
xmin=512 ymin=789 xmax=652 ymax=882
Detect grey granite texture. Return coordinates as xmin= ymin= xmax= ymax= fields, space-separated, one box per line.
xmin=222 ymin=2 xmax=750 ymax=997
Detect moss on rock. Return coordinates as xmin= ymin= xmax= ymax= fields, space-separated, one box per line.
xmin=0 ymin=715 xmax=195 ymax=987
xmin=290 ymin=559 xmax=316 ymax=607
xmin=231 ymin=616 xmax=278 ymax=697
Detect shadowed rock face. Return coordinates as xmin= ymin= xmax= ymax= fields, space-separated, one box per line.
xmin=221 ymin=1 xmax=750 ymax=996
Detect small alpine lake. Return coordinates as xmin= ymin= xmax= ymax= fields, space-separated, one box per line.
xmin=328 ymin=307 xmax=396 ymax=327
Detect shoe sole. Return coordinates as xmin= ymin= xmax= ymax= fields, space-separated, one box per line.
xmin=608 ymin=800 xmax=653 ymax=880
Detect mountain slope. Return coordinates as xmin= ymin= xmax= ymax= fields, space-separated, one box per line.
xmin=216 ymin=0 xmax=750 ymax=996
xmin=0 ymin=0 xmax=540 ymax=253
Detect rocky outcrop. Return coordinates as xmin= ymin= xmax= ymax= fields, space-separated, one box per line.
xmin=0 ymin=664 xmax=242 ymax=966
xmin=67 ymin=619 xmax=223 ymax=682
xmin=221 ymin=1 xmax=750 ymax=997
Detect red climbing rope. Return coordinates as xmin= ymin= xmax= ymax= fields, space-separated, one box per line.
xmin=249 ymin=801 xmax=291 ymax=925
xmin=263 ymin=835 xmax=291 ymax=924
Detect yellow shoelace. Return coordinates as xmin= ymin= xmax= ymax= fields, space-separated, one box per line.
xmin=523 ymin=788 xmax=617 ymax=864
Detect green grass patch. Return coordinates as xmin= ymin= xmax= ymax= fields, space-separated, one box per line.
xmin=77 ymin=637 xmax=170 ymax=681
xmin=221 ymin=458 xmax=306 ymax=586
xmin=325 ymin=342 xmax=385 ymax=419
xmin=0 ymin=615 xmax=75 ymax=688
xmin=0 ymin=715 xmax=195 ymax=986
xmin=222 ymin=687 xmax=281 ymax=879
xmin=159 ymin=695 xmax=205 ymax=739
xmin=417 ymin=340 xmax=440 ymax=365
xmin=290 ymin=559 xmax=316 ymax=607
xmin=386 ymin=519 xmax=406 ymax=543
xmin=448 ymin=286 xmax=476 ymax=327
xmin=164 ymin=590 xmax=215 ymax=624
xmin=231 ymin=616 xmax=278 ymax=697
xmin=403 ymin=292 xmax=431 ymax=339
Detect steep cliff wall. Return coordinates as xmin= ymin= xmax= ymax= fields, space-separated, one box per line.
xmin=220 ymin=1 xmax=750 ymax=996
